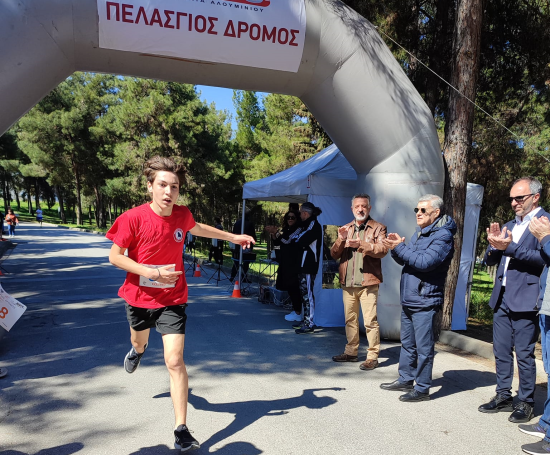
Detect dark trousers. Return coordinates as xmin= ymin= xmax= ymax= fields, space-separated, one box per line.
xmin=288 ymin=284 xmax=302 ymax=314
xmin=398 ymin=305 xmax=439 ymax=393
xmin=277 ymin=272 xmax=302 ymax=314
xmin=493 ymin=289 xmax=538 ymax=404
xmin=300 ymin=274 xmax=316 ymax=328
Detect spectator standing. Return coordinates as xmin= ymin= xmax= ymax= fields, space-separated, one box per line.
xmin=294 ymin=202 xmax=323 ymax=334
xmin=265 ymin=210 xmax=303 ymax=321
xmin=519 ymin=215 xmax=550 ymax=454
xmin=5 ymin=208 xmax=19 ymax=238
xmin=478 ymin=177 xmax=550 ymax=423
xmin=380 ymin=194 xmax=456 ymax=402
xmin=330 ymin=193 xmax=388 ymax=370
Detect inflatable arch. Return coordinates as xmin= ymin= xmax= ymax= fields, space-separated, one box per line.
xmin=1 ymin=0 xmax=444 ymax=338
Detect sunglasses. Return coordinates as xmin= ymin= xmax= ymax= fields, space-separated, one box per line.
xmin=509 ymin=194 xmax=534 ymax=203
xmin=414 ymin=208 xmax=433 ymax=214
xmin=286 ymin=216 xmax=296 ymax=220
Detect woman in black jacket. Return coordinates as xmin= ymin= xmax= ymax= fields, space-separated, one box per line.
xmin=266 ymin=211 xmax=303 ymax=322
xmin=294 ymin=202 xmax=323 ymax=334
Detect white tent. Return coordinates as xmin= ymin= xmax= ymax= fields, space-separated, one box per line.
xmin=243 ymin=145 xmax=484 ymax=335
xmin=243 ymin=144 xmax=357 ymax=226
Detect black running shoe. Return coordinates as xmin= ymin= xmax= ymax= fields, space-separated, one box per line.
xmin=124 ymin=343 xmax=148 ymax=374
xmin=174 ymin=424 xmax=200 ymax=452
xmin=295 ymin=325 xmax=314 ymax=334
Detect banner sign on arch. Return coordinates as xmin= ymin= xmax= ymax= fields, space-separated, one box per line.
xmin=97 ymin=0 xmax=306 ymax=72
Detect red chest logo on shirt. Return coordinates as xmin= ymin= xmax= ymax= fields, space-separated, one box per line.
xmin=174 ymin=228 xmax=184 ymax=242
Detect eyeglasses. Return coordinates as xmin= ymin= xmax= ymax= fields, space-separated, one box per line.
xmin=414 ymin=208 xmax=433 ymax=214
xmin=509 ymin=194 xmax=534 ymax=204
xmin=286 ymin=216 xmax=296 ymax=220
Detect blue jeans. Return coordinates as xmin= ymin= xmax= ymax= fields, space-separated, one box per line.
xmin=539 ymin=315 xmax=550 ymax=442
xmin=8 ymin=225 xmax=15 ymax=236
xmin=398 ymin=305 xmax=439 ymax=393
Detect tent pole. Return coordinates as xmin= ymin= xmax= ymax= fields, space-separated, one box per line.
xmin=238 ymin=199 xmax=246 ymax=285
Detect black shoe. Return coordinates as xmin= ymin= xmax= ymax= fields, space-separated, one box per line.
xmin=174 ymin=424 xmax=200 ymax=452
xmin=295 ymin=325 xmax=314 ymax=334
xmin=521 ymin=440 xmax=550 ymax=455
xmin=124 ymin=343 xmax=148 ymax=374
xmin=510 ymin=401 xmax=534 ymax=423
xmin=478 ymin=394 xmax=514 ymax=413
xmin=380 ymin=379 xmax=414 ymax=392
xmin=399 ymin=389 xmax=430 ymax=402
xmin=519 ymin=423 xmax=546 ymax=438
xmin=332 ymin=353 xmax=359 ymax=362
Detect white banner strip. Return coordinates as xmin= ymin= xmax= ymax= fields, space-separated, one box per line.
xmin=98 ymin=0 xmax=306 ymax=72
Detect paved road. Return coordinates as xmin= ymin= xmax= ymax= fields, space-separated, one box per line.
xmin=0 ymin=223 xmax=546 ymax=455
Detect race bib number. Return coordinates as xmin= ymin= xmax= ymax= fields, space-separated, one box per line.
xmin=139 ymin=265 xmax=176 ymax=289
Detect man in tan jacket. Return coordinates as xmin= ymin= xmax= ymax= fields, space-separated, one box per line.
xmin=330 ymin=193 xmax=388 ymax=370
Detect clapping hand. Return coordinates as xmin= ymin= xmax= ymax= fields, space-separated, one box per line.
xmin=382 ymin=232 xmax=405 ymax=250
xmin=337 ymin=226 xmax=348 ymax=241
xmin=345 ymin=238 xmax=361 ymax=248
xmin=529 ymin=216 xmax=550 ymax=241
xmin=487 ymin=223 xmax=512 ymax=250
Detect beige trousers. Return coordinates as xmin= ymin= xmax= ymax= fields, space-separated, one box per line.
xmin=342 ymin=285 xmax=380 ymax=359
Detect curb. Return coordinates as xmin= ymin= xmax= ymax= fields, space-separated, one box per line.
xmin=440 ymin=330 xmax=547 ymax=384
xmin=440 ymin=331 xmax=495 ymax=360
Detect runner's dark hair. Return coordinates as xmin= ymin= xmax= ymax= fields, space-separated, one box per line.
xmin=143 ymin=156 xmax=186 ymax=185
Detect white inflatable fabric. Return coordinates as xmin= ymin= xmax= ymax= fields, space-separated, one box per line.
xmin=1 ymin=0 xmax=444 ymax=338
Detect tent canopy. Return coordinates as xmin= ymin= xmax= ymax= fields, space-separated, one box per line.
xmin=242 ymin=144 xmax=357 ymax=203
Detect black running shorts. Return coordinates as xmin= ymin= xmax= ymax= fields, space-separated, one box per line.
xmin=125 ymin=303 xmax=188 ymax=334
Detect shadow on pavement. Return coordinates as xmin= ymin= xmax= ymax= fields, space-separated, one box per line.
xmin=188 ymin=387 xmax=343 ymax=451
xmin=0 ymin=442 xmax=84 ymax=455
xmin=430 ymin=369 xmax=496 ymax=400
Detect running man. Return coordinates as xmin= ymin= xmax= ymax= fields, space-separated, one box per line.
xmin=106 ymin=156 xmax=255 ymax=452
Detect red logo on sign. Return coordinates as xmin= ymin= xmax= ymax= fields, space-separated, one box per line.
xmin=228 ymin=0 xmax=271 ymax=6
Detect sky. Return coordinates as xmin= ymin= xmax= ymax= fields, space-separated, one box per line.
xmin=196 ymin=85 xmax=268 ymax=133
xmin=196 ymin=85 xmax=239 ymax=131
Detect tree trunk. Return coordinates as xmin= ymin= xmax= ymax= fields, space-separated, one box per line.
xmin=74 ymin=169 xmax=83 ymax=225
xmin=55 ymin=185 xmax=66 ymax=224
xmin=2 ymin=176 xmax=9 ymax=214
xmin=34 ymin=178 xmax=40 ymax=211
xmin=14 ymin=181 xmax=20 ymax=210
xmin=27 ymin=183 xmax=33 ymax=216
xmin=440 ymin=0 xmax=483 ymax=331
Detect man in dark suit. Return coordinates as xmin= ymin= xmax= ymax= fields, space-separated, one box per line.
xmin=479 ymin=177 xmax=549 ymax=423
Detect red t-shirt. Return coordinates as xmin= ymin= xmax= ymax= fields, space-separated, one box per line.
xmin=106 ymin=203 xmax=196 ymax=309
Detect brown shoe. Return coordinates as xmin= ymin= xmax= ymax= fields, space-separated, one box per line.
xmin=332 ymin=353 xmax=359 ymax=362
xmin=360 ymin=359 xmax=379 ymax=370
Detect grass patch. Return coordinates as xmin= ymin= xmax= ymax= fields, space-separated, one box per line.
xmin=469 ymin=265 xmax=494 ymax=323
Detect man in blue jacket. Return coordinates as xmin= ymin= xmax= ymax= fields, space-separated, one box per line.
xmin=478 ymin=177 xmax=549 ymax=424
xmin=380 ymin=194 xmax=456 ymax=402
xmin=520 ymin=215 xmax=550 ymax=455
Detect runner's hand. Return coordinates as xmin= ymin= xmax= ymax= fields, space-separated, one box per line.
xmin=233 ymin=234 xmax=256 ymax=249
xmin=156 ymin=264 xmax=182 ymax=284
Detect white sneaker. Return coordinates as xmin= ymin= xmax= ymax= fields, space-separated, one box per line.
xmin=285 ymin=312 xmax=302 ymax=322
